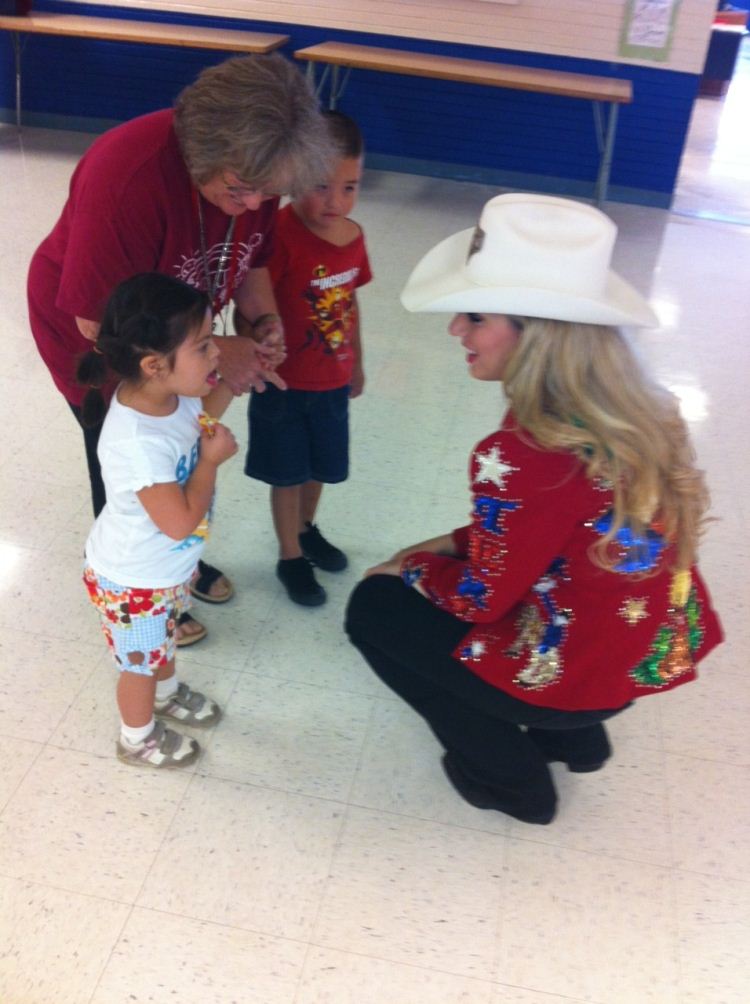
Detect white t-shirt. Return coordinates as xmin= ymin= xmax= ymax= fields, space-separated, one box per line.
xmin=85 ymin=391 xmax=212 ymax=588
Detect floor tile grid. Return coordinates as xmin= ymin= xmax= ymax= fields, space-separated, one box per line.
xmin=292 ymin=947 xmax=505 ymax=1004
xmin=3 ymin=50 xmax=750 ymax=1000
xmin=80 ymin=768 xmax=312 ymax=1004
xmin=0 ymin=740 xmax=45 ymax=820
xmin=294 ymin=792 xmax=709 ymax=995
xmin=104 ymin=617 xmax=361 ymax=956
xmin=0 ymin=628 xmax=109 ymax=746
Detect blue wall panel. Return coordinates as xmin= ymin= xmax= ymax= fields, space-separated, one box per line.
xmin=0 ymin=1 xmax=700 ymax=205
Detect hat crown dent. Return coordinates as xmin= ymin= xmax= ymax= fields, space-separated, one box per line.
xmin=400 ymin=192 xmax=657 ymax=328
xmin=466 ymin=196 xmax=615 ymax=301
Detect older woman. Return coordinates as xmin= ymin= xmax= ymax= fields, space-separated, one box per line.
xmin=28 ymin=52 xmax=331 ymax=644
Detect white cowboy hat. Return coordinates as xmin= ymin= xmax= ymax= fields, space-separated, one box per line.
xmin=400 ymin=193 xmax=658 ymax=327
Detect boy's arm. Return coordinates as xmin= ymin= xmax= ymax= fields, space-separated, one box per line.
xmin=215 ymin=267 xmax=286 ymax=394
xmin=350 ymin=292 xmax=365 ymax=399
xmin=233 ymin=267 xmax=282 ymax=345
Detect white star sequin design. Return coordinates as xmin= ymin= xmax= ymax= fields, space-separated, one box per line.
xmin=475 ymin=446 xmax=518 ymax=490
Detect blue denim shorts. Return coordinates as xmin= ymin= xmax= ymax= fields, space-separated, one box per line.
xmin=245 ymin=384 xmax=349 ymax=486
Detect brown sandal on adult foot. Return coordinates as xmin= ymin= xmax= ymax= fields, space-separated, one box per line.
xmin=175 ymin=612 xmax=208 ymax=648
xmin=190 ymin=559 xmax=234 ymax=604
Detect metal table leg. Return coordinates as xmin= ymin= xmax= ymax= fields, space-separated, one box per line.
xmin=593 ymin=100 xmax=620 ymax=206
xmin=327 ymin=65 xmax=352 ymax=110
xmin=306 ymin=61 xmax=332 ymax=104
xmin=12 ymin=31 xmax=22 ymax=129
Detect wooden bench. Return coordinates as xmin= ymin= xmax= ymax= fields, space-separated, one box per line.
xmin=294 ymin=41 xmax=633 ymax=206
xmin=0 ymin=12 xmax=289 ymax=128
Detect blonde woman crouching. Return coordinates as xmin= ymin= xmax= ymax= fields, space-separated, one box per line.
xmin=345 ymin=194 xmax=722 ymax=825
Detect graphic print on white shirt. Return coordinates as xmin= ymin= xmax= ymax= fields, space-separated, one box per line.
xmin=85 ymin=394 xmax=211 ymax=589
xmin=172 ymin=437 xmax=212 ymax=552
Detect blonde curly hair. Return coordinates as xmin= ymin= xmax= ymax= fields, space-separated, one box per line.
xmin=502 ymin=317 xmax=710 ymax=573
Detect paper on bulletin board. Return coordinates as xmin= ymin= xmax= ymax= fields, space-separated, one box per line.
xmin=619 ymin=0 xmax=681 ymax=61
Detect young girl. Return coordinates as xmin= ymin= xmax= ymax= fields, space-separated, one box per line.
xmin=77 ymin=273 xmax=238 ymax=768
xmin=345 ymin=193 xmax=723 ymax=825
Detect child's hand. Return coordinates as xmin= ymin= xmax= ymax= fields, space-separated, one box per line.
xmin=350 ymin=366 xmax=365 ymax=399
xmin=257 ymin=338 xmax=286 ymax=371
xmin=200 ymin=423 xmax=238 ymax=466
xmin=253 ymin=314 xmax=286 ymax=364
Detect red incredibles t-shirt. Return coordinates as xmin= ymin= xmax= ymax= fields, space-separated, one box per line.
xmin=269 ymin=204 xmax=372 ymax=391
xmin=27 ymin=109 xmax=277 ymax=405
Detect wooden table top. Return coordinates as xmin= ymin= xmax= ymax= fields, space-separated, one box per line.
xmin=0 ymin=12 xmax=288 ymax=53
xmin=295 ymin=41 xmax=632 ymax=103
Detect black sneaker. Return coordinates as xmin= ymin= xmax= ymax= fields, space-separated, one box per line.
xmin=276 ymin=556 xmax=326 ymax=606
xmin=299 ymin=522 xmax=348 ymax=572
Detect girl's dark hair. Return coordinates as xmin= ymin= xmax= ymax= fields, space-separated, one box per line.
xmin=323 ymin=110 xmax=364 ymax=159
xmin=76 ymin=274 xmax=210 ymax=427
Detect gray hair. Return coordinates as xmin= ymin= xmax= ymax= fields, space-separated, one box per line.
xmin=174 ymin=53 xmax=331 ymax=194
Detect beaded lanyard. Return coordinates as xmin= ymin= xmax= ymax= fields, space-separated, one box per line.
xmin=193 ymin=188 xmax=240 ymax=326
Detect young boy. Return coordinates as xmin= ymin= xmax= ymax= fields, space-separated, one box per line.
xmin=245 ymin=112 xmax=372 ymax=606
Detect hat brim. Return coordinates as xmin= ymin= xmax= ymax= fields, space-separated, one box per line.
xmin=400 ymin=227 xmax=658 ymax=328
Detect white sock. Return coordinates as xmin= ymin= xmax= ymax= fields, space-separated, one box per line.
xmin=120 ymin=718 xmax=155 ymax=747
xmin=155 ymin=675 xmax=179 ymax=704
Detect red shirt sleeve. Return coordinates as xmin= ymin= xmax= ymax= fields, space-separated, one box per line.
xmin=243 ymin=198 xmax=279 ymax=274
xmin=265 ymin=214 xmax=290 ymax=290
xmin=401 ymin=426 xmax=591 ymax=623
xmin=355 ymin=238 xmax=372 ymax=288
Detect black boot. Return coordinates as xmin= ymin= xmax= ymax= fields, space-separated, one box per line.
xmin=441 ymin=752 xmax=557 ymax=825
xmin=526 ymin=723 xmax=611 ymax=773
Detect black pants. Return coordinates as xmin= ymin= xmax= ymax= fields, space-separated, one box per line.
xmin=68 ymin=403 xmax=106 ymax=518
xmin=345 ymin=576 xmax=627 ymax=818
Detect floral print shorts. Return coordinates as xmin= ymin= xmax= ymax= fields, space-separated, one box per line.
xmin=83 ymin=566 xmax=192 ymax=675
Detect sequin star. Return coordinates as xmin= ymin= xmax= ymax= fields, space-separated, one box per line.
xmin=474 ymin=446 xmax=518 ymax=490
xmin=460 ymin=639 xmax=486 ymax=662
xmin=619 ymin=597 xmax=649 ymax=626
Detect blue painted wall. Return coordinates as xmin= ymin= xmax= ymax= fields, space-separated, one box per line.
xmin=0 ymin=1 xmax=700 ymax=206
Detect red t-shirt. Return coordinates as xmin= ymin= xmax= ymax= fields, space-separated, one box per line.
xmin=27 ymin=109 xmax=277 ymax=405
xmin=402 ymin=412 xmax=723 ymax=711
xmin=269 ymin=204 xmax=372 ymax=391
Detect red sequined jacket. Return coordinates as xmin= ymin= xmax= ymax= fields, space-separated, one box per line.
xmin=400 ymin=413 xmax=723 ymax=711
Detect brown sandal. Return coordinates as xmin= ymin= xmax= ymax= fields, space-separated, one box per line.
xmin=190 ymin=560 xmax=234 ymax=604
xmin=175 ymin=612 xmax=207 ymax=648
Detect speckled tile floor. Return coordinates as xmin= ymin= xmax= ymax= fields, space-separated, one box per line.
xmin=0 ymin=44 xmax=748 ymax=1004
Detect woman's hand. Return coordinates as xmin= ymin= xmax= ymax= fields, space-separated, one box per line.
xmin=251 ymin=312 xmax=283 ymax=344
xmin=391 ymin=534 xmax=457 ymax=564
xmin=215 ymin=336 xmax=287 ymax=395
xmin=364 ymin=558 xmax=402 ymax=578
xmin=364 ymin=533 xmax=457 ymax=580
